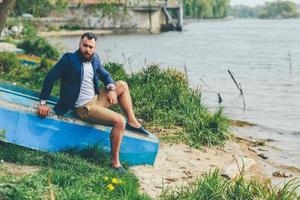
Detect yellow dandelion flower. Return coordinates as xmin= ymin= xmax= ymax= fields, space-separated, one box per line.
xmin=107 ymin=184 xmax=115 ymax=191
xmin=111 ymin=178 xmax=119 ymax=184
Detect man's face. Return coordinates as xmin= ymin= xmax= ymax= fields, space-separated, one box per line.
xmin=79 ymin=37 xmax=96 ymax=60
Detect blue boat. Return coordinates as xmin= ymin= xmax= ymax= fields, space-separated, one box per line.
xmin=0 ymin=82 xmax=159 ymax=166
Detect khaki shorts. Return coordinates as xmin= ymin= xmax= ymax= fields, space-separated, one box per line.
xmin=74 ymin=90 xmax=115 ymax=125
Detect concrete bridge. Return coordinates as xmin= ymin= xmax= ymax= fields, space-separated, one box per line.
xmin=65 ymin=0 xmax=183 ymax=33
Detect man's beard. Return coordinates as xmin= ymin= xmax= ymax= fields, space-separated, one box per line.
xmin=80 ymin=50 xmax=93 ymax=62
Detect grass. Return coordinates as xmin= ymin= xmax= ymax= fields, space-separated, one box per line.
xmin=105 ymin=63 xmax=231 ymax=147
xmin=0 ymin=130 xmax=6 ymax=141
xmin=160 ymin=170 xmax=300 ymax=200
xmin=0 ymin=52 xmax=60 ymax=94
xmin=17 ymin=37 xmax=60 ymax=60
xmin=0 ymin=141 xmax=151 ymax=200
xmin=0 ymin=142 xmax=299 ymax=200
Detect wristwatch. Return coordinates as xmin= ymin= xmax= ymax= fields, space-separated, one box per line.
xmin=40 ymin=100 xmax=47 ymax=106
xmin=107 ymin=83 xmax=117 ymax=92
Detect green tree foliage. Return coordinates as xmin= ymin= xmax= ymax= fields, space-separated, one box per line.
xmin=17 ymin=37 xmax=60 ymax=60
xmin=212 ymin=0 xmax=230 ymax=18
xmin=21 ymin=21 xmax=38 ymax=38
xmin=0 ymin=52 xmax=58 ymax=93
xmin=184 ymin=0 xmax=229 ymax=19
xmin=0 ymin=52 xmax=19 ymax=74
xmin=228 ymin=5 xmax=259 ymax=18
xmin=14 ymin=0 xmax=54 ymax=17
xmin=259 ymin=0 xmax=297 ymax=18
xmin=13 ymin=0 xmax=69 ymax=17
xmin=55 ymin=0 xmax=69 ymax=13
xmin=229 ymin=0 xmax=298 ymax=19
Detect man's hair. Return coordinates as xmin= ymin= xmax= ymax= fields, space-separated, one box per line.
xmin=81 ymin=32 xmax=97 ymax=41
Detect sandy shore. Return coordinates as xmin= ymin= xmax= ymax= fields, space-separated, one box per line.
xmin=38 ymin=30 xmax=114 ymax=37
xmin=131 ymin=131 xmax=300 ymax=199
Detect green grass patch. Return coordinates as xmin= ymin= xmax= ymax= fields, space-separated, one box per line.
xmin=17 ymin=37 xmax=60 ymax=60
xmin=1 ymin=142 xmax=299 ymax=200
xmin=160 ymin=169 xmax=300 ymax=200
xmin=0 ymin=141 xmax=151 ymax=200
xmin=0 ymin=130 xmax=6 ymax=141
xmin=0 ymin=52 xmax=60 ymax=94
xmin=105 ymin=63 xmax=231 ymax=147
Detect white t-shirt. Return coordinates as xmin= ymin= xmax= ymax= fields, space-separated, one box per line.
xmin=74 ymin=62 xmax=95 ymax=107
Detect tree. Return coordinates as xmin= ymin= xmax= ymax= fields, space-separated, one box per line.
xmin=0 ymin=0 xmax=16 ymax=34
xmin=14 ymin=0 xmax=54 ymax=17
xmin=259 ymin=0 xmax=297 ymax=18
xmin=212 ymin=0 xmax=229 ymax=18
xmin=183 ymin=0 xmax=229 ymax=19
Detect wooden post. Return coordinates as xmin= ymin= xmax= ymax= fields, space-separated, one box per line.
xmin=148 ymin=0 xmax=153 ymax=33
xmin=239 ymin=83 xmax=246 ymax=108
xmin=218 ymin=93 xmax=222 ymax=104
xmin=288 ymin=50 xmax=292 ymax=75
xmin=176 ymin=0 xmax=183 ymax=31
xmin=199 ymin=78 xmax=211 ymax=90
xmin=184 ymin=64 xmax=189 ymax=85
xmin=228 ymin=69 xmax=246 ymax=108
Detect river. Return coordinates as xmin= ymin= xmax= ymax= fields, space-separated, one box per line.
xmin=49 ymin=19 xmax=300 ymax=169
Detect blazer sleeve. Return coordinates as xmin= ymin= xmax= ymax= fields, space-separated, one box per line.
xmin=95 ymin=55 xmax=115 ymax=87
xmin=39 ymin=54 xmax=69 ymax=100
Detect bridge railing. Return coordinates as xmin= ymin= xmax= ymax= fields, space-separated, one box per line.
xmin=69 ymin=0 xmax=167 ymax=6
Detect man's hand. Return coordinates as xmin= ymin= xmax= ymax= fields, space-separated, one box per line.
xmin=37 ymin=105 xmax=51 ymax=118
xmin=107 ymin=91 xmax=118 ymax=105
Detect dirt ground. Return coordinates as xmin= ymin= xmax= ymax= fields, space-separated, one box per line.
xmin=131 ymin=137 xmax=269 ymax=199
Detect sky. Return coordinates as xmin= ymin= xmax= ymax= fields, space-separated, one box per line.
xmin=230 ymin=0 xmax=300 ymax=7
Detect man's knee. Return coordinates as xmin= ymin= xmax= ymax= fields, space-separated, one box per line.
xmin=113 ymin=114 xmax=126 ymax=129
xmin=116 ymin=80 xmax=128 ymax=91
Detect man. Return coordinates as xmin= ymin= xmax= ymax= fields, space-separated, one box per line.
xmin=37 ymin=32 xmax=149 ymax=172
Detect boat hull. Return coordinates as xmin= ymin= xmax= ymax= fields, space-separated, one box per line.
xmin=0 ymin=83 xmax=159 ymax=166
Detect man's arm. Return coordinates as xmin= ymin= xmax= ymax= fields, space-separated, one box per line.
xmin=39 ymin=54 xmax=68 ymax=100
xmin=37 ymin=54 xmax=68 ymax=117
xmin=94 ymin=54 xmax=116 ymax=89
xmin=96 ymin=64 xmax=115 ymax=87
xmin=95 ymin=56 xmax=117 ymax=105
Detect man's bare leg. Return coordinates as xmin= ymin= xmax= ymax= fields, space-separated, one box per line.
xmin=102 ymin=113 xmax=125 ymax=168
xmin=115 ymin=81 xmax=141 ymax=128
xmin=90 ymin=80 xmax=141 ymax=168
xmin=84 ymin=106 xmax=125 ymax=168
xmin=109 ymin=115 xmax=125 ymax=168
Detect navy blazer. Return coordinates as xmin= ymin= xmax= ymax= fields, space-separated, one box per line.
xmin=39 ymin=50 xmax=115 ymax=115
